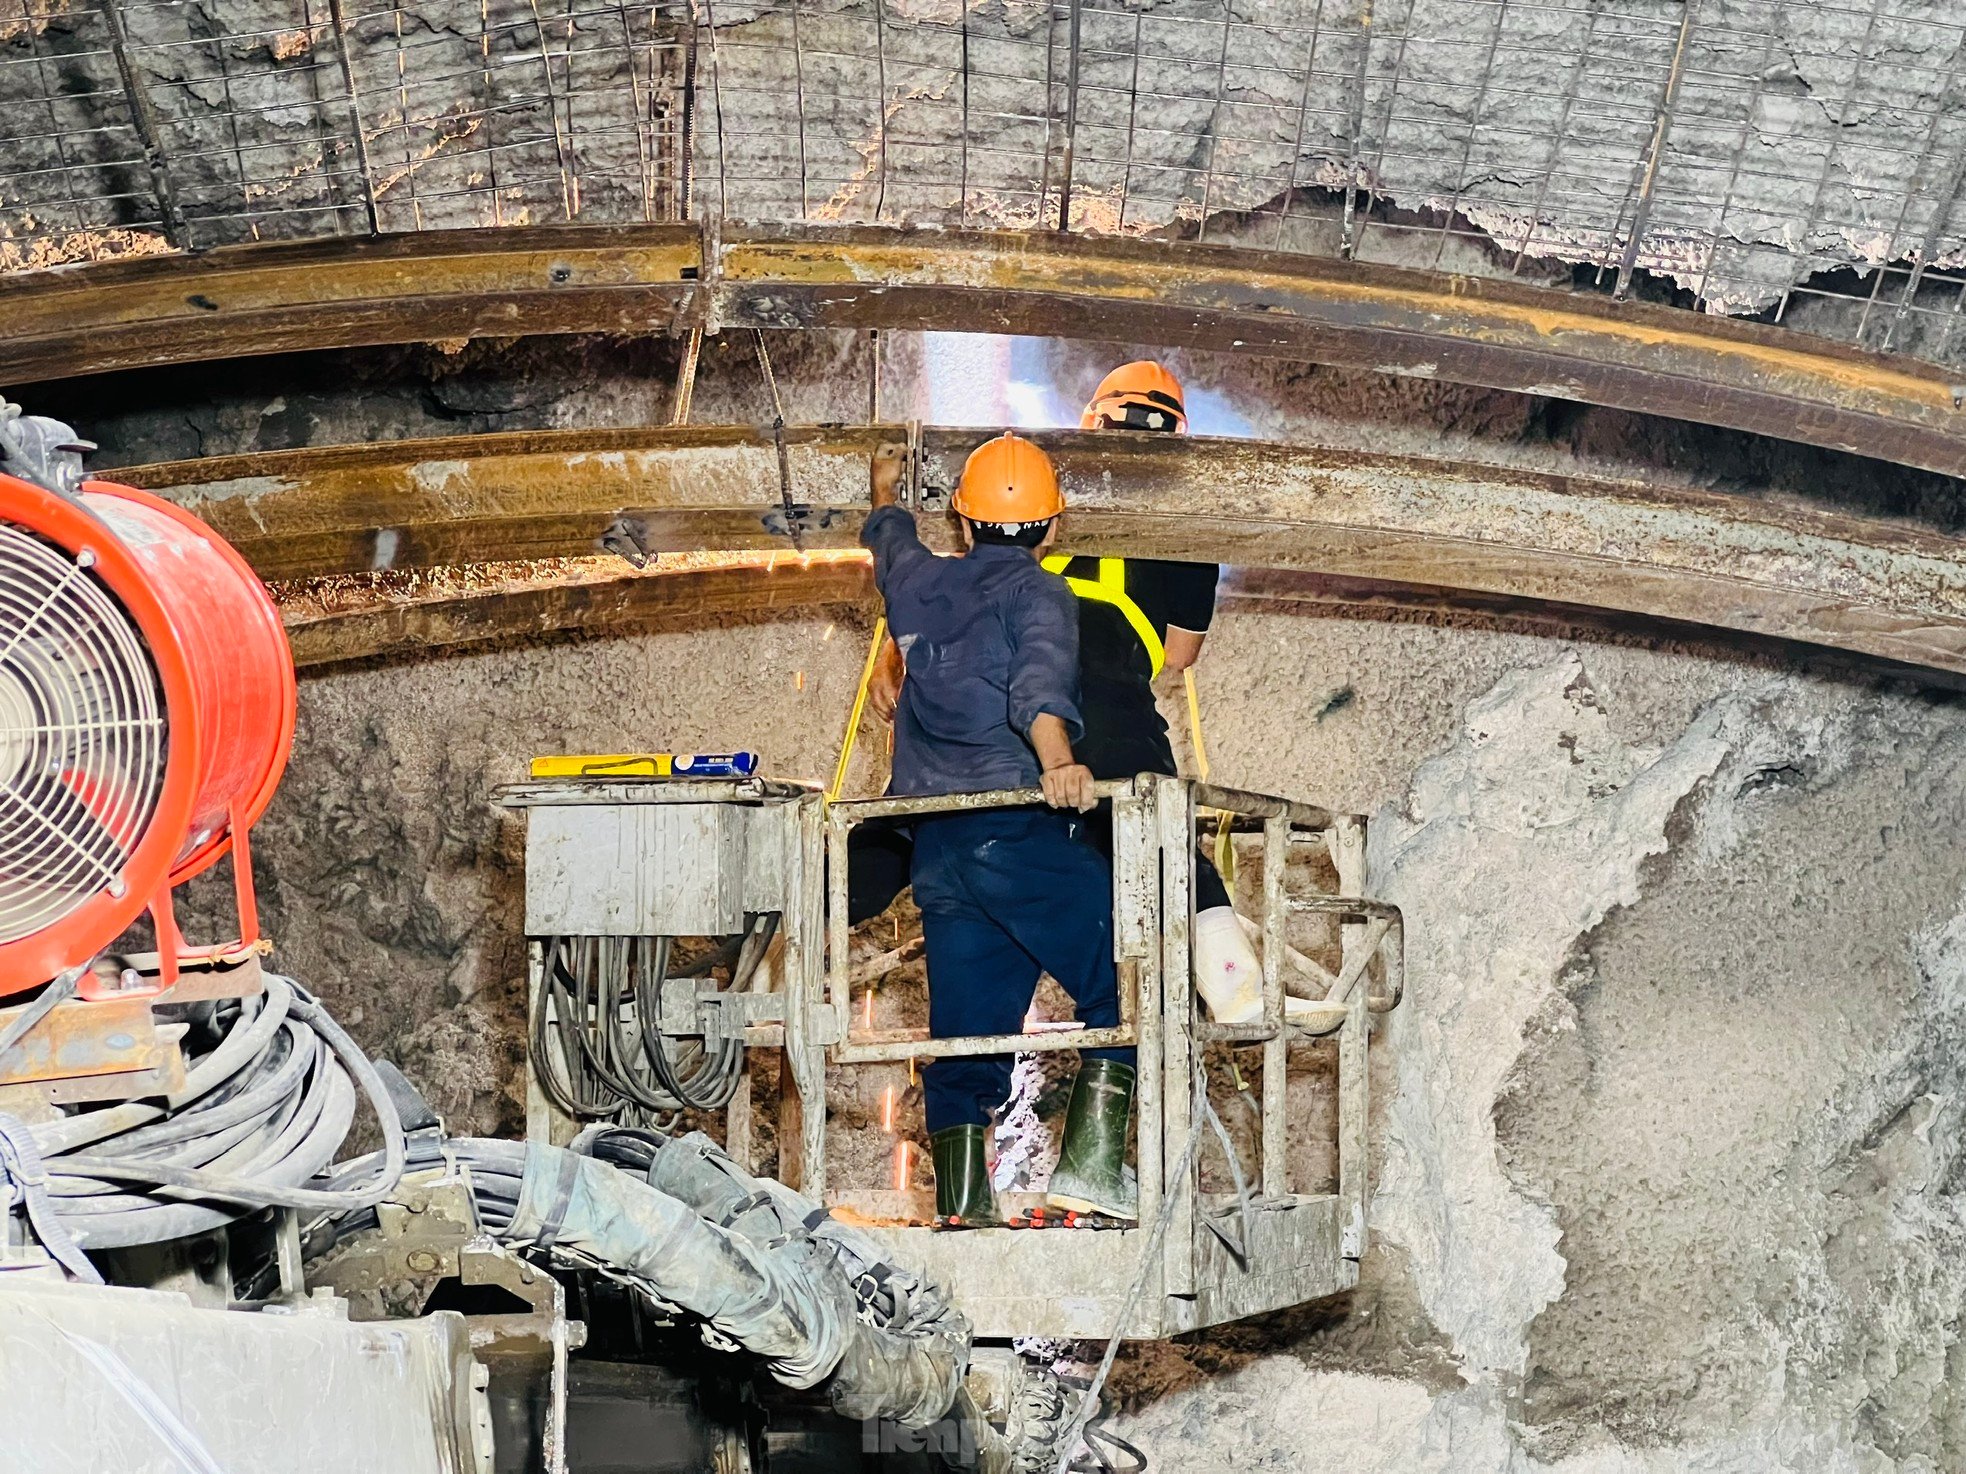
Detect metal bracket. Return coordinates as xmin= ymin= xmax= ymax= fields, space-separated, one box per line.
xmin=600 ymin=515 xmax=656 ymax=568
xmin=1340 ymin=1199 xmax=1366 ymax=1261
xmin=0 ymin=993 xmax=188 ymax=1109
xmin=309 ymin=1169 xmax=582 ymax=1474
xmin=760 ymin=504 xmax=844 ymax=540
xmin=659 ymin=981 xmax=785 ymax=1045
xmin=901 ymin=418 xmax=928 ymax=510
xmin=0 ymin=400 xmax=95 ymax=498
xmin=906 ymin=418 xmax=949 ymax=508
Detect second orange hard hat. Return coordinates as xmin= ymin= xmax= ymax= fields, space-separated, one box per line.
xmin=1081 ymin=360 xmax=1188 ymax=434
xmin=953 ymin=433 xmax=1064 ymax=525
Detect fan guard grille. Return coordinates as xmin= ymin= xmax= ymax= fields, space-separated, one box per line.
xmin=0 ymin=520 xmax=166 ymax=945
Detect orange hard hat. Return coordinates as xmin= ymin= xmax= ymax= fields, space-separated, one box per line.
xmin=1081 ymin=360 xmax=1187 ymax=433
xmin=952 ymin=433 xmax=1064 ymax=525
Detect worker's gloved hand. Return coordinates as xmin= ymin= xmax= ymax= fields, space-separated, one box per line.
xmin=870 ymin=442 xmax=906 ymax=506
xmin=1040 ymin=762 xmax=1097 ymax=812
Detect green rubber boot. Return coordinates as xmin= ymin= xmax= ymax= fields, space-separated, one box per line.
xmin=931 ymin=1124 xmax=1001 ymax=1227
xmin=1044 ymin=1059 xmax=1139 ymax=1222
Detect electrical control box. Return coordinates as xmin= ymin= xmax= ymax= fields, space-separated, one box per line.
xmin=524 ymin=799 xmax=749 ymax=938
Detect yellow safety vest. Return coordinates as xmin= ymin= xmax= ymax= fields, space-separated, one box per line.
xmin=1040 ymin=555 xmax=1165 ymax=678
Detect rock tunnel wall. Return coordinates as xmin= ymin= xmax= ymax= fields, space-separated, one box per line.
xmin=8 ymin=0 xmax=1965 ymax=356
xmin=202 ymin=593 xmax=1966 ymax=1471
xmin=60 ymin=326 xmax=1966 ymax=1467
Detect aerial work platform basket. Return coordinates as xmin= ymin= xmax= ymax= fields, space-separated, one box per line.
xmin=499 ymin=773 xmax=1403 ymax=1341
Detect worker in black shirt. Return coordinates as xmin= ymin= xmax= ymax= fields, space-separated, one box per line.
xmin=855 ymin=361 xmax=1277 ymax=1026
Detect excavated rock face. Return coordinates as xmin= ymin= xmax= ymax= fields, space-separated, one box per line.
xmin=5 ymin=2 xmax=1964 ymax=359
xmin=35 ymin=132 xmax=1957 ymax=1458
xmin=1119 ymin=636 xmax=1966 ymax=1471
xmin=163 ymin=581 xmax=1966 ymax=1469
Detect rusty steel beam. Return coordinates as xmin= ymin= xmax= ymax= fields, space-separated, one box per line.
xmin=7 ymin=224 xmax=1966 ymax=478
xmin=130 ymin=424 xmax=888 ymax=578
xmin=0 ymin=225 xmax=699 ymax=383
xmin=284 ymin=558 xmax=873 ymax=668
xmin=712 ymin=227 xmax=1966 ymax=478
xmin=123 ymin=423 xmax=1966 ymax=679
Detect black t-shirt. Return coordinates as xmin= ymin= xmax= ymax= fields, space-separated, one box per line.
xmin=1050 ymin=557 xmax=1220 ymax=781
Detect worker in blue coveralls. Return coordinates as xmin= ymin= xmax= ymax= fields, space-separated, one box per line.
xmin=863 ymin=432 xmax=1138 ymax=1227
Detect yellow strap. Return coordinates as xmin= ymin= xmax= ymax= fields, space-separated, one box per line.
xmin=828 ymin=615 xmax=887 ymax=803
xmin=1041 ymin=555 xmax=1165 ymax=677
xmin=1183 ymin=668 xmax=1209 ymax=783
xmin=1186 ymin=666 xmax=1236 ymax=887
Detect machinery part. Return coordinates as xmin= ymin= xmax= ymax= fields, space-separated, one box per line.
xmin=952 ymin=434 xmax=1064 ymax=527
xmin=1 ymin=973 xmax=405 ymax=1256
xmin=504 ymin=1135 xmax=961 ymax=1423
xmin=0 ymin=454 xmax=295 ymax=997
xmin=0 ymin=398 xmax=95 ymax=497
xmin=530 ymin=917 xmax=776 ymax=1123
xmin=1044 ymin=1060 xmax=1139 ymax=1223
xmin=930 ymin=1124 xmax=1002 ymax=1228
xmin=1080 ymin=361 xmax=1187 ymax=435
xmin=556 ymin=1360 xmax=758 ymax=1474
xmin=0 ymin=1273 xmax=491 ymax=1474
xmin=307 ymin=1166 xmax=582 ymax=1474
xmin=314 ymin=1128 xmax=1078 ymax=1472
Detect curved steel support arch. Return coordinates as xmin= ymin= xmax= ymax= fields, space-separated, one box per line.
xmin=6 ymin=225 xmax=1966 ymax=479
xmin=125 ymin=424 xmax=1966 ymax=680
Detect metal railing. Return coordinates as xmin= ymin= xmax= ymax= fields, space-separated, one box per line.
xmin=4 ymin=2 xmax=1966 ymax=366
xmin=822 ymin=774 xmax=1402 ymax=1221
xmin=823 ymin=779 xmax=1147 ymax=1066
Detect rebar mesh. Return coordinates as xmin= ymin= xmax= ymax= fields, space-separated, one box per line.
xmin=4 ymin=0 xmax=1965 ymax=364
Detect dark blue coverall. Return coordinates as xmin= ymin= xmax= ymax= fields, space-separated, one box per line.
xmin=863 ymin=505 xmax=1135 ymax=1135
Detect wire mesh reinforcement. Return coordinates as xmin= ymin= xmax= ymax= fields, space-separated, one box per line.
xmin=5 ymin=0 xmax=1966 ymax=366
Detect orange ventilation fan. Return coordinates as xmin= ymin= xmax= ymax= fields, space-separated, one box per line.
xmin=0 ymin=408 xmax=294 ymax=1000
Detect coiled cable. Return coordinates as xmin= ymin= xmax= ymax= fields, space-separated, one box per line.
xmin=2 ymin=973 xmax=405 ymax=1254
xmin=531 ymin=914 xmax=778 ymax=1123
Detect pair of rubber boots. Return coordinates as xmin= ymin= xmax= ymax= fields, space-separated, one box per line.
xmin=930 ymin=906 xmax=1295 ymax=1226
xmin=932 ymin=1057 xmax=1138 ymax=1227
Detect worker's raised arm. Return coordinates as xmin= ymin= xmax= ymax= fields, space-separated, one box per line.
xmin=870 ymin=442 xmax=904 ymax=508
xmin=861 ymin=443 xmax=930 ymax=594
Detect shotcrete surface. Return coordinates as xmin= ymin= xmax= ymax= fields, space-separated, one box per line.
xmin=203 ymin=594 xmax=1966 ymax=1470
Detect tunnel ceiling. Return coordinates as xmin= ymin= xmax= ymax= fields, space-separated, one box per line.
xmin=9 ymin=0 xmax=1966 ymax=681
xmin=5 ymin=0 xmax=1966 ymax=369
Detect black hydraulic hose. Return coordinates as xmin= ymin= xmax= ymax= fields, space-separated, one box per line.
xmin=536 ymin=917 xmax=778 ymax=1121
xmin=648 ymin=914 xmax=774 ymax=1111
xmin=533 ymin=936 xmax=636 ymax=1120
